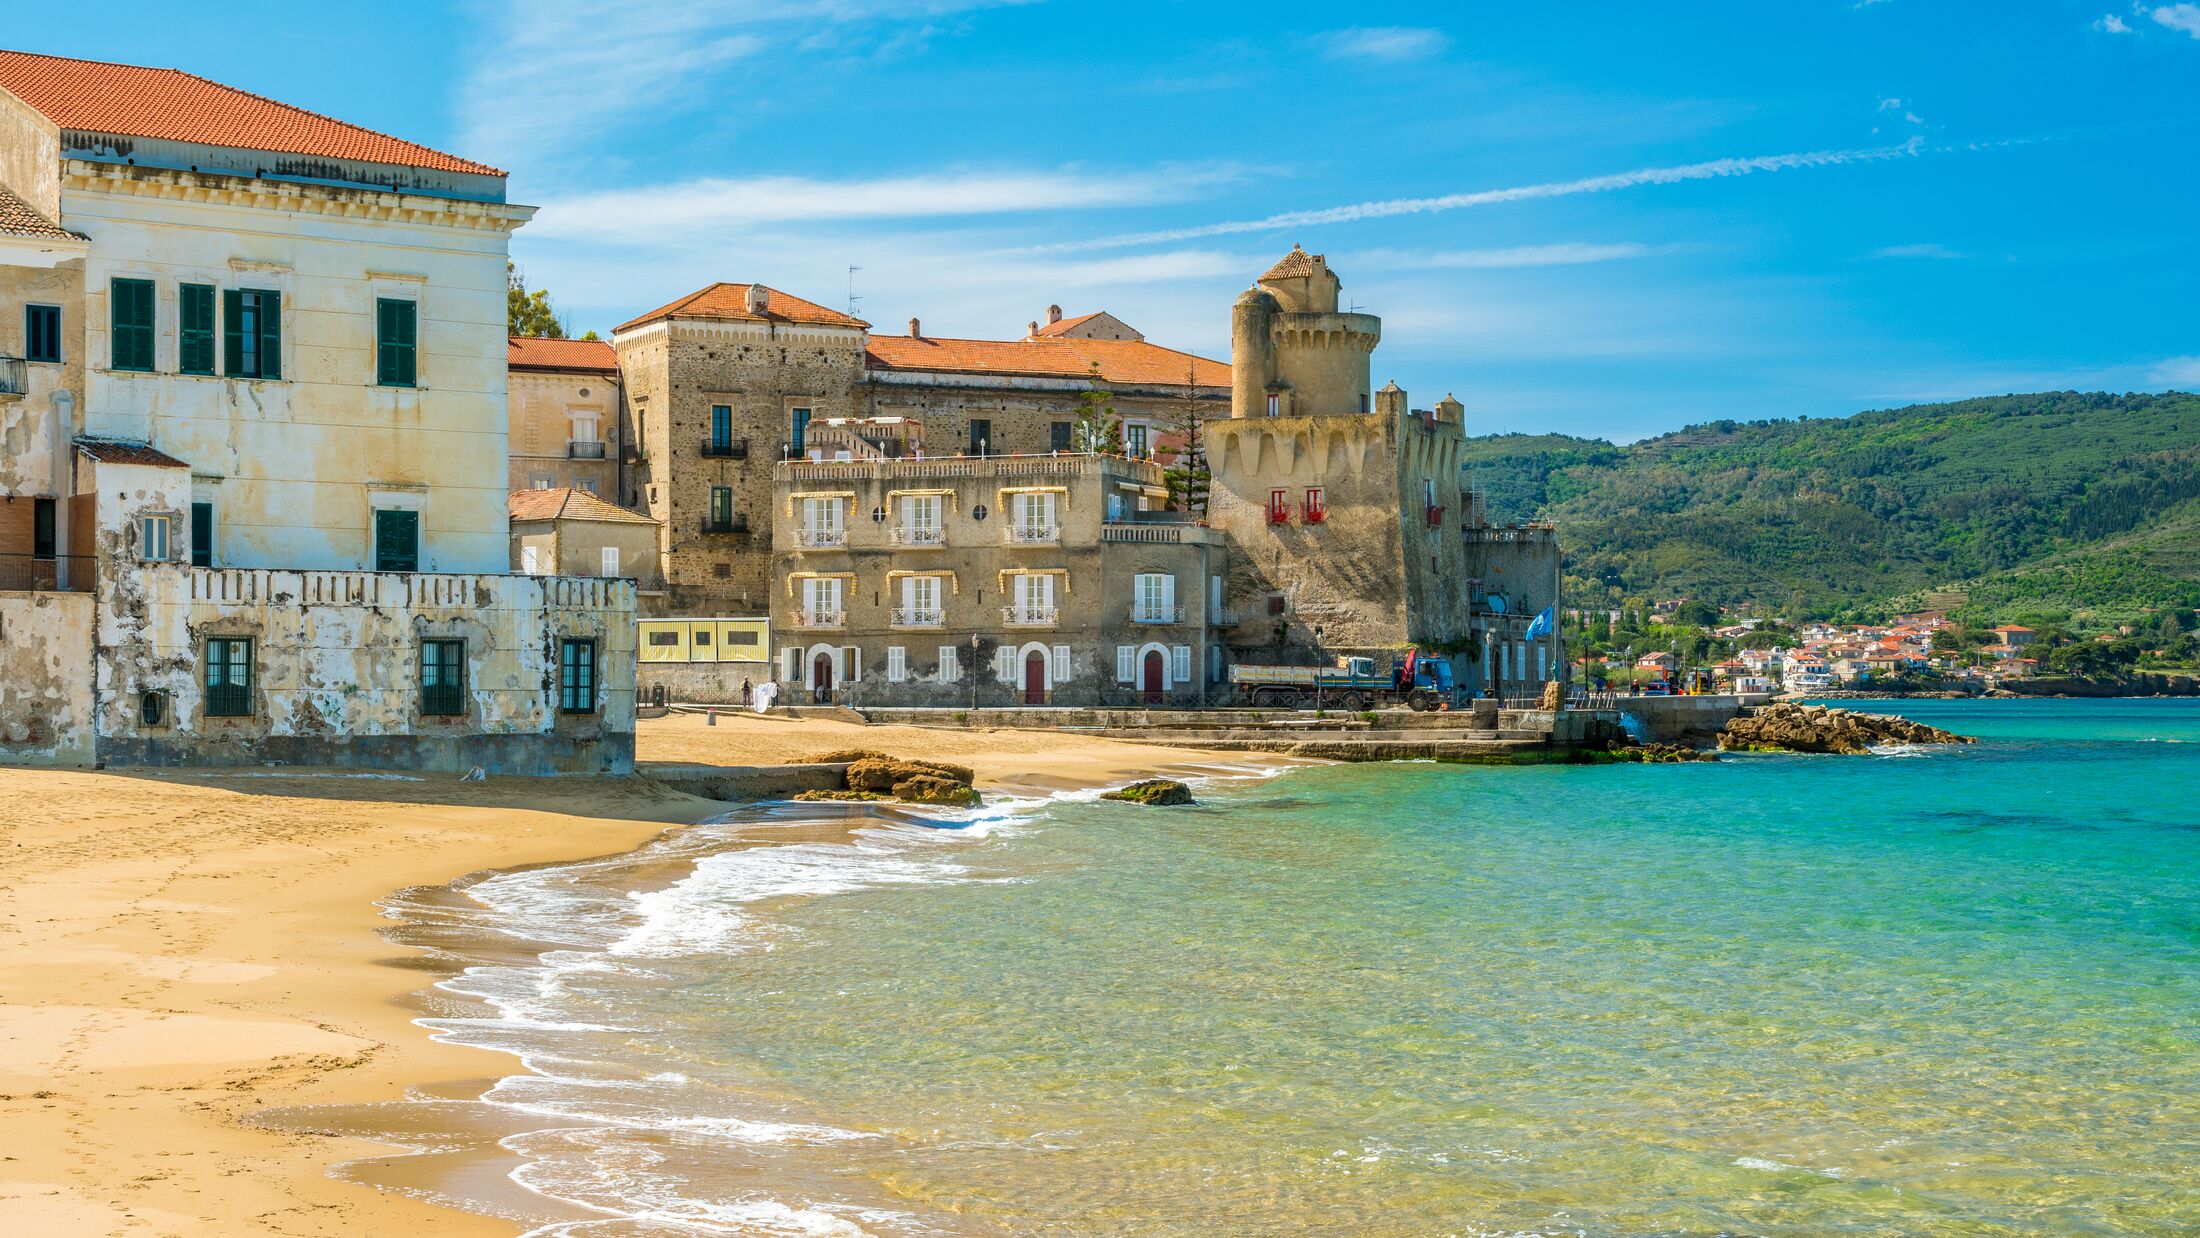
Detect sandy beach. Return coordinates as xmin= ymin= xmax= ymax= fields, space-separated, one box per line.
xmin=0 ymin=713 xmax=1225 ymax=1236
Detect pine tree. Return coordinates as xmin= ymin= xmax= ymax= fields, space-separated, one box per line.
xmin=1162 ymin=363 xmax=1211 ymax=516
xmin=1072 ymin=364 xmax=1123 ymax=455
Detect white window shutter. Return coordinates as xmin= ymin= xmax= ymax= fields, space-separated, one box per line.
xmin=601 ymin=546 xmax=620 ymax=576
xmin=1116 ymin=646 xmax=1134 ymax=683
xmin=1172 ymin=645 xmax=1191 ymax=684
xmin=887 ymin=646 xmax=906 ymax=682
xmin=1160 ymin=575 xmax=1176 ymax=615
xmin=782 ymin=647 xmax=799 ymax=681
xmin=939 ymin=645 xmax=959 ymax=682
xmin=520 ymin=545 xmax=540 ymax=574
xmin=996 ymin=646 xmax=1016 ymax=682
xmin=1052 ymin=645 xmax=1071 ymax=682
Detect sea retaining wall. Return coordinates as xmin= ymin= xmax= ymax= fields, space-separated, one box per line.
xmin=0 ymin=590 xmax=97 ymax=766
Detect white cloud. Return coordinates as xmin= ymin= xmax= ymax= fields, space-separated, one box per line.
xmin=530 ymin=167 xmax=1235 ymax=243
xmin=1349 ymin=242 xmax=1674 ymax=270
xmin=2151 ymin=356 xmax=2200 ymax=386
xmin=2097 ymin=13 xmax=2133 ymax=32
xmin=1321 ymin=26 xmax=1450 ymax=62
xmin=1038 ymin=140 xmax=1935 ymax=253
xmin=1871 ymin=243 xmax=1968 ymax=260
xmin=2150 ymin=4 xmax=2200 ymax=38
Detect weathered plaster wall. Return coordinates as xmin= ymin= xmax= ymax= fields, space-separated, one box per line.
xmin=93 ymin=567 xmax=635 ymax=773
xmin=0 ymin=260 xmax=84 ymax=501
xmin=0 ymin=590 xmax=95 ymax=765
xmin=0 ymin=88 xmax=62 ymax=218
xmin=66 ymin=162 xmax=529 ymax=575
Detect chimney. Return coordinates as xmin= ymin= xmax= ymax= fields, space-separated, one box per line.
xmin=1046 ymin=304 xmax=1062 ymax=324
xmin=909 ymin=317 xmax=922 ymax=337
xmin=745 ymin=284 xmax=769 ymax=314
xmin=1028 ymin=321 xmax=1039 ymax=337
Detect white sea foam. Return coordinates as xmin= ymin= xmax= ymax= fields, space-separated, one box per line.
xmin=1734 ymin=1155 xmax=1846 ymax=1178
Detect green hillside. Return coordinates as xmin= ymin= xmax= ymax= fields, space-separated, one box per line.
xmin=1464 ymin=391 xmax=2200 ymax=625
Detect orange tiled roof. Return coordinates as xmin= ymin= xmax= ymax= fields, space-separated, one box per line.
xmin=1031 ymin=311 xmax=1101 ymax=337
xmin=0 ymin=182 xmax=77 ymax=241
xmin=1261 ymin=245 xmax=1320 ymax=281
xmin=76 ymin=436 xmax=188 ymax=468
xmin=508 ymin=488 xmax=657 ymax=526
xmin=615 ymin=283 xmax=868 ymax=334
xmin=0 ymin=49 xmax=501 ymax=177
xmin=508 ymin=336 xmax=618 ymax=373
xmin=866 ymin=334 xmax=1227 ymax=388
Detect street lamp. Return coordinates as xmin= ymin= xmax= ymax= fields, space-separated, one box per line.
xmin=1313 ymin=624 xmax=1325 ymax=714
xmin=970 ymin=633 xmax=980 ymax=715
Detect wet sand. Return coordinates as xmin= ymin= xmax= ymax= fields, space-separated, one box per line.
xmin=0 ymin=713 xmax=1233 ymax=1235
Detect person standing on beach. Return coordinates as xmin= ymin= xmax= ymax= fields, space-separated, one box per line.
xmin=741 ymin=678 xmax=752 ymax=706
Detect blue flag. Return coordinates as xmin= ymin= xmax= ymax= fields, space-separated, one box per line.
xmin=1524 ymin=606 xmax=1554 ymax=641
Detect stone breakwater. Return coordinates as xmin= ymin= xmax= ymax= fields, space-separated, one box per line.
xmin=1719 ymin=702 xmax=1976 ymax=755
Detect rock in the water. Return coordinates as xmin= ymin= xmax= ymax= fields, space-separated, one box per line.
xmin=1718 ymin=702 xmax=1974 ymax=754
xmin=844 ymin=757 xmax=977 ymax=794
xmin=889 ymin=775 xmax=980 ymax=807
xmin=1100 ymin=778 xmax=1196 ymax=806
xmin=791 ymin=789 xmax=891 ymax=802
xmin=1594 ymin=743 xmax=1718 ymax=763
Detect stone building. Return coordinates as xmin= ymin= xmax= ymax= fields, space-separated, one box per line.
xmin=507 ymin=336 xmax=622 ymax=496
xmin=612 ymin=284 xmax=1228 ymax=619
xmin=1205 ymin=246 xmax=1563 ymax=696
xmin=769 ymin=452 xmax=1223 ymax=707
xmin=0 ymin=50 xmax=633 ymax=771
xmin=508 ymin=486 xmax=663 ymax=593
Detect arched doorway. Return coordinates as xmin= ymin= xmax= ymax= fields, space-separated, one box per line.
xmin=1024 ymin=650 xmax=1048 ymax=705
xmin=1141 ymin=650 xmax=1166 ymax=705
xmin=811 ymin=652 xmax=834 ymax=704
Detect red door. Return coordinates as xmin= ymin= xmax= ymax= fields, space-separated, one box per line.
xmin=812 ymin=653 xmax=833 ymax=703
xmin=1023 ymin=651 xmax=1047 ymax=705
xmin=1142 ymin=650 xmax=1165 ymax=705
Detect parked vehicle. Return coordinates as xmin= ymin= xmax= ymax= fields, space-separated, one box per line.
xmin=1229 ymin=652 xmax=1452 ymax=710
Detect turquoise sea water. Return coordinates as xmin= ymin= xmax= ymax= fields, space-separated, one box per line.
xmin=422 ymin=700 xmax=2200 ymax=1236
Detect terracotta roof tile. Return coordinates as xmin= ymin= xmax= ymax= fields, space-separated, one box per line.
xmin=865 ymin=335 xmax=1227 ymax=388
xmin=0 ymin=182 xmax=78 ymax=241
xmin=508 ymin=336 xmax=619 ymax=373
xmin=615 ymin=283 xmax=868 ymax=334
xmin=0 ymin=49 xmax=501 ymax=177
xmin=76 ymin=436 xmax=188 ymax=468
xmin=508 ymin=488 xmax=658 ymax=526
xmin=1030 ymin=311 xmax=1101 ymax=337
xmin=1261 ymin=244 xmax=1320 ymax=281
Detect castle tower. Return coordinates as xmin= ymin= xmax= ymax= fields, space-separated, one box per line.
xmin=1229 ymin=245 xmax=1382 ymax=418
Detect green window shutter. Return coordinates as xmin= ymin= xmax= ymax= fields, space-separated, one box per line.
xmin=179 ymin=284 xmax=215 ymax=375
xmin=110 ymin=278 xmax=154 ymax=371
xmin=374 ymin=510 xmax=419 ymax=572
xmin=377 ymin=298 xmax=417 ymax=386
xmin=257 ymin=290 xmax=282 ymax=380
xmin=223 ymin=289 xmax=245 ymax=376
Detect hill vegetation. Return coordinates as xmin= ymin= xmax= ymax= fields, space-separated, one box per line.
xmin=1465 ymin=391 xmax=2200 ymax=627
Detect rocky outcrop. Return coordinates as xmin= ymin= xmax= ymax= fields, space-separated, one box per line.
xmin=840 ymin=756 xmax=981 ymax=807
xmin=1100 ymin=778 xmax=1196 ymax=806
xmin=1719 ymin=702 xmax=1975 ymax=754
xmin=1588 ymin=743 xmax=1718 ymax=763
xmin=792 ymin=789 xmax=891 ymax=802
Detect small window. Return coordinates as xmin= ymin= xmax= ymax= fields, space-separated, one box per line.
xmin=190 ymin=501 xmax=213 ymax=567
xmin=110 ymin=278 xmax=155 ymax=371
xmin=223 ymin=288 xmax=282 ymax=380
xmin=25 ymin=304 xmax=61 ymax=363
xmin=32 ymin=498 xmax=55 ymax=560
xmin=1125 ymin=424 xmax=1149 ymax=459
xmin=969 ymin=418 xmax=991 ymax=456
xmin=710 ymin=405 xmax=733 ymax=452
xmin=1050 ymin=421 xmax=1072 ymax=452
xmin=421 ymin=639 xmax=466 ymax=716
xmin=560 ymin=639 xmax=597 ymax=713
xmin=376 ymin=298 xmax=418 ymax=387
xmin=789 ymin=406 xmax=811 ymax=453
xmin=710 ymin=486 xmax=734 ymax=529
xmin=139 ymin=690 xmax=170 ymax=727
xmin=374 ymin=509 xmax=420 ymax=572
xmin=520 ymin=544 xmax=541 ymax=574
xmin=648 ymin=630 xmax=681 ymax=647
xmin=1265 ymin=392 xmax=1280 ymax=418
xmin=600 ymin=546 xmax=621 ymax=577
xmin=178 ymin=284 xmax=216 ymax=375
xmin=1268 ymin=594 xmax=1287 ymax=617
xmin=140 ymin=514 xmax=171 ymax=562
xmin=205 ymin=637 xmax=253 ymax=717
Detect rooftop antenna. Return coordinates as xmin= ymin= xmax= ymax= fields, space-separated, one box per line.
xmin=847 ymin=265 xmax=863 ymax=317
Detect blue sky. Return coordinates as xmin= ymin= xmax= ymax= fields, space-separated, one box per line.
xmin=14 ymin=2 xmax=2199 ymax=441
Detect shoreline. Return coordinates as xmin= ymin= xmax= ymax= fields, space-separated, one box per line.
xmin=0 ymin=713 xmax=1281 ymax=1236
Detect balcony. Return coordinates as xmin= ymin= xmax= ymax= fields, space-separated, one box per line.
xmin=794 ymin=609 xmax=847 ymax=629
xmin=700 ymin=515 xmax=749 ymax=535
xmin=1303 ymin=504 xmax=1327 ymax=525
xmin=567 ymin=440 xmax=607 ymax=460
xmin=1001 ymin=605 xmax=1059 ymax=627
xmin=795 ymin=526 xmax=846 ymax=548
xmin=1267 ymin=506 xmax=1291 ymax=526
xmin=0 ymin=357 xmax=23 ymax=396
xmin=1131 ymin=605 xmax=1185 ymax=625
xmin=1004 ymin=524 xmax=1059 ymax=546
xmin=891 ymin=607 xmax=944 ymax=628
xmin=702 ymin=438 xmax=750 ymax=459
xmin=1208 ymin=606 xmax=1241 ymax=626
xmin=892 ymin=526 xmax=946 ymax=547
xmin=0 ymin=553 xmax=91 ymax=592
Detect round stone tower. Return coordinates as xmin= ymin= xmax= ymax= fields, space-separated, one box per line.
xmin=1229 ymin=245 xmax=1382 ymax=418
